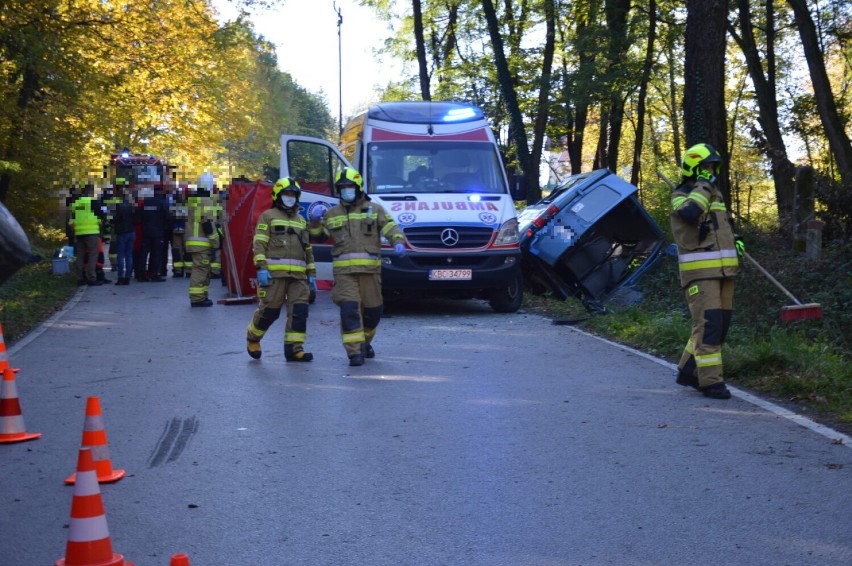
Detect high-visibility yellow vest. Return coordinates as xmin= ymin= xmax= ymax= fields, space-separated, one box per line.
xmin=70 ymin=197 xmax=100 ymax=236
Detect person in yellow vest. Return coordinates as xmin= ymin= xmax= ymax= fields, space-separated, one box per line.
xmin=670 ymin=143 xmax=743 ymax=400
xmin=309 ymin=167 xmax=407 ymax=366
xmin=185 ymin=184 xmax=219 ymax=307
xmin=69 ymin=184 xmax=105 ymax=286
xmin=246 ymin=178 xmax=316 ymax=361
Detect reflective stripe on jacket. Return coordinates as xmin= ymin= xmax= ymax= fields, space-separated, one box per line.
xmin=253 ymin=208 xmax=315 ymax=278
xmin=670 ymin=179 xmax=739 ymax=287
xmin=318 ymin=198 xmax=404 ymax=275
xmin=185 ymin=197 xmax=219 ymax=252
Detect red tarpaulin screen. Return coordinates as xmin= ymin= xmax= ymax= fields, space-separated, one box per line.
xmin=222 ymin=179 xmax=333 ymax=297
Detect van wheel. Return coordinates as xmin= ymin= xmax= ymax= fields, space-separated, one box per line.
xmin=489 ymin=270 xmax=523 ymax=313
xmin=0 ymin=200 xmax=31 ymax=286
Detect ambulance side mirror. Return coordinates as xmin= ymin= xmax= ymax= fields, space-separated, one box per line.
xmin=510 ymin=174 xmax=527 ymax=201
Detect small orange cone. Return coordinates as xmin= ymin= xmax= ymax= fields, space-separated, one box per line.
xmin=65 ymin=396 xmax=125 ymax=484
xmin=56 ymin=447 xmax=133 ymax=566
xmin=0 ymin=367 xmax=41 ymax=443
xmin=0 ymin=322 xmax=19 ymax=373
xmin=170 ymin=553 xmax=190 ymax=566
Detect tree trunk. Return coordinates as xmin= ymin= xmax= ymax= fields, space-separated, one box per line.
xmin=631 ymin=0 xmax=656 ymax=187
xmin=603 ymin=0 xmax=631 ymax=173
xmin=684 ymin=0 xmax=730 ymax=203
xmin=787 ymin=0 xmax=852 ymax=186
xmin=481 ymin=0 xmax=534 ymax=195
xmin=528 ymin=0 xmax=555 ymax=204
xmin=412 ymin=0 xmax=431 ymax=101
xmin=729 ymin=0 xmax=796 ymax=226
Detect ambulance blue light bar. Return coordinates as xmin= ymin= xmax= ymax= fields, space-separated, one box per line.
xmin=442 ymin=107 xmax=477 ymax=122
xmin=368 ymin=101 xmax=484 ymax=125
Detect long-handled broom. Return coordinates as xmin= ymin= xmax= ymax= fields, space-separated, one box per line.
xmin=743 ymin=251 xmax=823 ymax=322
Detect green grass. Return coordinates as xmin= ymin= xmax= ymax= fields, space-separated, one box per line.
xmin=0 ymin=242 xmax=79 ymax=344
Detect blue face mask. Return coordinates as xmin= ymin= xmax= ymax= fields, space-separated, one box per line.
xmin=340 ymin=188 xmax=357 ymax=202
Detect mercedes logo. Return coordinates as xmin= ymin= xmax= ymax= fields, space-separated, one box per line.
xmin=440 ymin=228 xmax=460 ymax=247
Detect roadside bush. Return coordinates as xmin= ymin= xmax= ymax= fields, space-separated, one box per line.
xmin=0 ymin=229 xmax=78 ymax=343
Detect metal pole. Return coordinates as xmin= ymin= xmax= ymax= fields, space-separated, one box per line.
xmin=335 ymin=2 xmax=343 ymax=137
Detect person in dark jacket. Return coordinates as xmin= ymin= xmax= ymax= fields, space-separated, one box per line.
xmin=110 ymin=185 xmax=139 ymax=285
xmin=138 ymin=184 xmax=169 ymax=282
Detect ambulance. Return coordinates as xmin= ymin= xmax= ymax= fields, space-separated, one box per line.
xmin=280 ymin=101 xmax=524 ymax=313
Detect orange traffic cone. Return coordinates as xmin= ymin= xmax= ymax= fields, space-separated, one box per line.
xmin=56 ymin=447 xmax=133 ymax=566
xmin=65 ymin=396 xmax=125 ymax=484
xmin=170 ymin=553 xmax=190 ymax=566
xmin=0 ymin=321 xmax=19 ymax=373
xmin=0 ymin=367 xmax=41 ymax=443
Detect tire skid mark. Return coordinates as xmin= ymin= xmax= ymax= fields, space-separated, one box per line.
xmin=148 ymin=416 xmax=199 ymax=467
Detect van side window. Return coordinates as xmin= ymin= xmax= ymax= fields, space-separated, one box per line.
xmin=286 ymin=139 xmax=346 ymax=197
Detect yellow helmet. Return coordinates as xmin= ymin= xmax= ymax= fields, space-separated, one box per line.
xmin=682 ymin=143 xmax=722 ymax=180
xmin=334 ymin=167 xmax=363 ymax=193
xmin=272 ymin=177 xmax=301 ymax=201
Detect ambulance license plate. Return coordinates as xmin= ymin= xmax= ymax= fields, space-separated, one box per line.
xmin=429 ymin=269 xmax=472 ymax=280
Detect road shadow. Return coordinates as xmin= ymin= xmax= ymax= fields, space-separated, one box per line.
xmin=383 ymin=295 xmax=498 ymax=317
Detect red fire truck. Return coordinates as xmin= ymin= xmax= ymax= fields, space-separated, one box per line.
xmin=105 ymin=148 xmax=179 ymax=191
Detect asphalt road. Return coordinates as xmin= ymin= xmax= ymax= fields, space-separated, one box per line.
xmin=2 ymin=274 xmax=850 ymax=565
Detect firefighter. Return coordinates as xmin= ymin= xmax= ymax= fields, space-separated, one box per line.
xmin=69 ymin=184 xmax=105 ymax=286
xmin=246 ymin=178 xmax=316 ymax=362
xmin=185 ymin=183 xmax=219 ymax=307
xmin=169 ymin=186 xmax=189 ymax=277
xmin=208 ymin=186 xmax=223 ymax=279
xmin=309 ymin=167 xmax=407 ymax=366
xmin=670 ymin=143 xmax=743 ymax=400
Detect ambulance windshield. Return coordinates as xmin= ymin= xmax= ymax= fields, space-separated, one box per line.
xmin=366 ymin=142 xmax=508 ymax=195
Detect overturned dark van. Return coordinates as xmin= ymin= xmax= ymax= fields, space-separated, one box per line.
xmin=517 ymin=169 xmax=665 ymax=311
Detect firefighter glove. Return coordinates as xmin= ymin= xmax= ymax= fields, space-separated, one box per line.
xmin=308 ymin=275 xmax=317 ymax=290
xmin=394 ymin=242 xmax=406 ymax=257
xmin=735 ymin=236 xmax=745 ymax=259
xmin=257 ymin=268 xmax=271 ymax=286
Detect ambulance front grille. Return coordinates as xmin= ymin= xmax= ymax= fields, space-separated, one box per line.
xmin=403 ymin=226 xmax=494 ymax=249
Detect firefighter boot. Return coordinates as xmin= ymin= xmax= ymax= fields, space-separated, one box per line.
xmin=349 ymin=354 xmax=365 ymax=367
xmin=699 ymin=382 xmax=732 ymax=400
xmin=675 ymin=369 xmax=698 ymax=389
xmin=247 ymin=340 xmax=262 ymax=360
xmin=284 ymin=344 xmax=313 ymax=362
xmin=361 ymin=344 xmax=375 ymax=359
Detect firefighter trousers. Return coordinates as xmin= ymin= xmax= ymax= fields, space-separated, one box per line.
xmin=678 ymin=278 xmax=734 ymax=388
xmin=332 ymin=272 xmax=383 ymax=357
xmin=171 ymin=232 xmax=187 ymax=275
xmin=188 ymin=250 xmax=211 ymax=304
xmin=246 ymin=277 xmax=310 ymax=355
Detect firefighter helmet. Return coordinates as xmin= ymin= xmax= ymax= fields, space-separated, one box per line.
xmin=681 ymin=143 xmax=722 ymax=179
xmin=334 ymin=167 xmax=363 ymax=193
xmin=272 ymin=177 xmax=301 ymax=201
